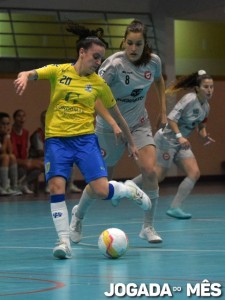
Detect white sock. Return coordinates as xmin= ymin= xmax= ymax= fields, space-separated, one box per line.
xmin=109 ymin=180 xmax=132 ymax=200
xmin=143 ymin=189 xmax=159 ymax=228
xmin=132 ymin=174 xmax=143 ymax=188
xmin=51 ymin=200 xmax=70 ymax=246
xmin=171 ymin=177 xmax=196 ymax=208
xmin=75 ymin=188 xmax=95 ymax=219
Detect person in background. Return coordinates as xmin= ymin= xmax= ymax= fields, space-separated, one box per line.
xmin=0 ymin=112 xmax=22 ymax=196
xmin=29 ymin=110 xmax=82 ymax=194
xmin=68 ymin=166 xmax=82 ymax=193
xmin=153 ymin=70 xmax=215 ymax=219
xmin=14 ymin=33 xmax=151 ymax=259
xmin=96 ymin=19 xmax=167 ymax=243
xmin=29 ymin=110 xmax=46 ymax=160
xmin=28 ymin=109 xmax=48 ymax=193
xmin=11 ymin=109 xmax=44 ymax=194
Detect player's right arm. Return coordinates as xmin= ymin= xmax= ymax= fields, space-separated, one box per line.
xmin=14 ymin=70 xmax=38 ymax=96
xmin=168 ymin=118 xmax=190 ymax=149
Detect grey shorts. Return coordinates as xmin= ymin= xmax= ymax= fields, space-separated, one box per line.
xmin=154 ymin=130 xmax=195 ymax=169
xmin=96 ymin=120 xmax=155 ymax=167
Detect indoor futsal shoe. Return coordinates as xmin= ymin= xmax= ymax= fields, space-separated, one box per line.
xmin=70 ymin=205 xmax=83 ymax=243
xmin=125 ymin=180 xmax=151 ymax=211
xmin=139 ymin=225 xmax=162 ymax=243
xmin=166 ymin=207 xmax=192 ymax=219
xmin=53 ymin=241 xmax=72 ymax=259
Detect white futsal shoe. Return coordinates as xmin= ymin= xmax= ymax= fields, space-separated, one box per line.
xmin=70 ymin=205 xmax=83 ymax=243
xmin=139 ymin=225 xmax=162 ymax=243
xmin=125 ymin=180 xmax=151 ymax=211
xmin=53 ymin=241 xmax=72 ymax=259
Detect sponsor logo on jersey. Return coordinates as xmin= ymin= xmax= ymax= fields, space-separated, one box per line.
xmin=85 ymin=84 xmax=92 ymax=92
xmin=193 ymin=109 xmax=200 ymax=117
xmin=99 ymin=69 xmax=105 ymax=77
xmin=144 ymin=71 xmax=152 ymax=80
xmin=131 ymin=89 xmax=143 ymax=97
xmin=117 ymin=96 xmax=144 ymax=103
xmin=163 ymin=152 xmax=170 ymax=160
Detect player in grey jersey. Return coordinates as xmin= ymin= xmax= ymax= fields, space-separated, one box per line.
xmin=154 ymin=70 xmax=215 ymax=219
xmin=95 ymin=19 xmax=167 ymax=243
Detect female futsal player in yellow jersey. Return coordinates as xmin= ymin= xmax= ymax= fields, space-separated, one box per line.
xmin=14 ymin=35 xmax=151 ymax=259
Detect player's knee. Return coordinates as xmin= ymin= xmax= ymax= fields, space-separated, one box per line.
xmin=48 ymin=179 xmax=66 ymax=194
xmin=94 ymin=188 xmax=109 ymax=199
xmin=1 ymin=154 xmax=10 ymax=164
xmin=190 ymin=169 xmax=200 ymax=182
xmin=194 ymin=170 xmax=200 ymax=181
xmin=143 ymin=166 xmax=157 ymax=180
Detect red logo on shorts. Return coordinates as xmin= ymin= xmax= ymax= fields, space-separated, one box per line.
xmin=163 ymin=152 xmax=170 ymax=160
xmin=140 ymin=117 xmax=145 ymax=124
xmin=144 ymin=71 xmax=152 ymax=80
xmin=101 ymin=148 xmax=106 ymax=157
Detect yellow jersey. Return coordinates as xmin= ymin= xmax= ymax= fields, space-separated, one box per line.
xmin=36 ymin=63 xmax=116 ymax=138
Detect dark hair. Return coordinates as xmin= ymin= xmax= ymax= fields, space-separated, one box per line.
xmin=66 ymin=22 xmax=108 ymax=53
xmin=40 ymin=110 xmax=46 ymax=123
xmin=166 ymin=70 xmax=213 ymax=95
xmin=0 ymin=112 xmax=10 ymax=121
xmin=120 ymin=19 xmax=152 ymax=66
xmin=13 ymin=109 xmax=25 ymax=119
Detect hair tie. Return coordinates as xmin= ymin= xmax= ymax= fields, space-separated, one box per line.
xmin=198 ymin=70 xmax=206 ymax=76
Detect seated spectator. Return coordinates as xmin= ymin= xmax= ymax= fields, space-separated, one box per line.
xmin=29 ymin=110 xmax=48 ymax=193
xmin=11 ymin=109 xmax=44 ymax=194
xmin=29 ymin=110 xmax=46 ymax=159
xmin=0 ymin=112 xmax=22 ymax=195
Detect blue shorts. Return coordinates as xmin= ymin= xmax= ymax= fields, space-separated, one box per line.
xmin=44 ymin=134 xmax=108 ymax=183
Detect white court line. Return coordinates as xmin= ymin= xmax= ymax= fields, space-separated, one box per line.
xmin=0 ymin=245 xmax=225 ymax=253
xmin=6 ymin=226 xmax=53 ymax=231
xmin=5 ymin=217 xmax=225 ymax=232
xmin=80 ymin=245 xmax=225 ymax=253
xmin=5 ymin=222 xmax=142 ymax=232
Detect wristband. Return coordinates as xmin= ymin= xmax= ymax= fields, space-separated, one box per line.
xmin=175 ymin=132 xmax=182 ymax=139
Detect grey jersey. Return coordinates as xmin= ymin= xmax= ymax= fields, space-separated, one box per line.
xmin=162 ymin=92 xmax=210 ymax=140
xmin=96 ymin=51 xmax=162 ymax=129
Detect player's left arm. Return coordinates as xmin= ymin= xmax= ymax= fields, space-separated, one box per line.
xmin=108 ymin=104 xmax=139 ymax=160
xmin=154 ymin=75 xmax=167 ymax=127
xmin=95 ymin=99 xmax=122 ymax=145
xmin=198 ymin=121 xmax=215 ymax=145
xmin=99 ymin=80 xmax=139 ymax=160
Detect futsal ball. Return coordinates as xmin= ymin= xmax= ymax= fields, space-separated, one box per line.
xmin=98 ymin=228 xmax=128 ymax=259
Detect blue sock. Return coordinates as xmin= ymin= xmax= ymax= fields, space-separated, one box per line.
xmin=104 ymin=183 xmax=114 ymax=200
xmin=50 ymin=194 xmax=65 ymax=203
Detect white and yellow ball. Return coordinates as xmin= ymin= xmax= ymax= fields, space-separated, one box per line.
xmin=98 ymin=228 xmax=128 ymax=259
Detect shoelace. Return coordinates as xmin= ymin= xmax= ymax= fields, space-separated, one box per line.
xmin=146 ymin=226 xmax=157 ymax=235
xmin=71 ymin=215 xmax=82 ymax=232
xmin=55 ymin=240 xmax=65 ymax=246
xmin=75 ymin=220 xmax=82 ymax=232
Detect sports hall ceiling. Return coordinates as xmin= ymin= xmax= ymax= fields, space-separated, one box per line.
xmin=0 ymin=0 xmax=224 ymax=22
